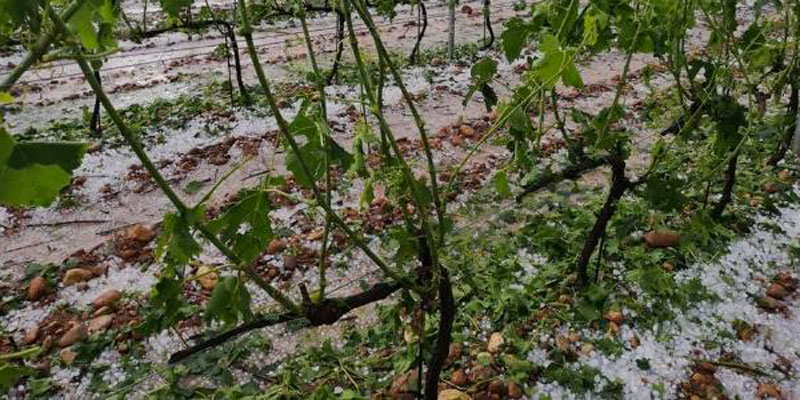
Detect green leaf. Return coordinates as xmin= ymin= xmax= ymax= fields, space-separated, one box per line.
xmin=349 ymin=120 xmax=372 ymax=177
xmin=0 ymin=92 xmax=12 ymax=104
xmin=628 ymin=267 xmax=676 ymax=297
xmin=0 ymin=362 xmax=34 ymax=394
xmin=28 ymin=378 xmax=54 ymax=397
xmin=155 ymin=211 xmax=202 ymax=270
xmin=183 ymin=180 xmax=206 ymax=195
xmin=208 ymin=189 xmax=273 ymax=264
xmin=0 ymin=127 xmax=87 ymax=207
xmin=582 ymin=11 xmax=603 ymax=47
xmin=68 ymin=0 xmax=100 ymax=49
xmin=284 ymin=108 xmax=352 ymax=188
xmin=722 ymin=0 xmax=737 ymax=34
xmin=0 ymin=347 xmax=39 ymax=393
xmin=561 ymin=61 xmax=584 ymax=88
xmin=97 ymin=1 xmax=115 ymax=23
xmin=385 ymin=226 xmax=417 ymax=267
xmin=0 ymin=0 xmax=41 ymax=36
xmin=360 ymin=176 xmax=375 ymax=210
xmin=141 ymin=276 xmax=192 ymax=335
xmin=160 ymin=0 xmax=194 ymax=17
xmin=711 ymin=96 xmax=747 ymax=155
xmin=552 ymin=0 xmax=579 ymax=42
xmin=740 ymin=22 xmax=765 ymax=51
xmin=205 ymin=276 xmax=253 ymax=325
xmin=471 ymin=58 xmax=498 ymax=82
xmin=501 ymin=18 xmax=530 ymax=61
xmin=532 ymin=35 xmax=583 ymax=89
xmin=540 ymin=34 xmax=559 ymax=53
xmin=492 ymin=170 xmax=512 ymax=198
xmin=464 ymin=58 xmax=499 ymax=109
xmin=479 ymin=83 xmax=498 ymax=111
xmin=643 ymin=174 xmax=687 ymax=212
xmin=8 ymin=142 xmax=87 ymax=172
xmin=574 ymin=283 xmax=609 ymax=322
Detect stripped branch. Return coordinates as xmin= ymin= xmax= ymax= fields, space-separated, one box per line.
xmin=168 ymin=281 xmax=400 ymax=364
xmin=516 ymin=156 xmax=606 ymax=202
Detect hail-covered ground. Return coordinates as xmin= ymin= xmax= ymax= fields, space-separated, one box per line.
xmin=2 ymin=1 xmax=799 ymax=399
xmin=520 ymin=198 xmax=800 ymax=399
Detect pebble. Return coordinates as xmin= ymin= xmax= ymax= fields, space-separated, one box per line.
xmin=196 ymin=266 xmax=218 ymax=290
xmin=88 ymin=264 xmax=108 ymax=277
xmin=447 ymin=342 xmax=462 ymax=363
xmin=757 ymin=295 xmax=785 ymax=312
xmin=507 ymin=382 xmax=523 ymax=399
xmin=555 ymin=335 xmax=570 ymax=352
xmin=283 ymin=255 xmax=298 ymax=271
xmin=607 ymin=321 xmax=620 ymax=336
xmin=459 ymin=125 xmax=475 ymax=138
xmin=60 ymin=347 xmax=78 ymax=365
xmin=643 ymin=230 xmax=680 ymax=248
xmin=92 ymin=306 xmax=111 ymax=318
xmin=451 ymin=369 xmax=467 ymax=386
xmin=766 ymin=283 xmax=788 ymax=300
xmin=22 ymin=325 xmax=39 ymax=345
xmin=604 ymin=310 xmax=624 ymax=324
xmin=88 ymin=315 xmax=113 ymax=334
xmin=267 ymin=238 xmax=286 ymax=254
xmin=40 ymin=336 xmax=53 ymax=354
xmin=438 ymin=389 xmax=471 ymax=400
xmin=756 ymin=382 xmax=782 ymax=398
xmin=59 ymin=323 xmax=87 ymax=347
xmin=127 ymin=224 xmax=156 ymax=242
xmin=662 ymin=261 xmax=675 ymax=272
xmin=93 ymin=289 xmax=122 ymax=309
xmin=390 ymin=370 xmax=417 ymax=395
xmin=580 ymin=343 xmax=595 ymax=356
xmin=488 ymin=379 xmax=506 ymax=395
xmin=27 ymin=276 xmax=47 ymax=301
xmin=62 ymin=268 xmax=93 ymax=285
xmin=487 ymin=332 xmax=504 ymax=353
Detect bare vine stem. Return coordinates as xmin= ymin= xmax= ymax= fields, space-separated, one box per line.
xmin=298 ymin=8 xmax=332 ymax=299
xmin=45 ymin=4 xmax=301 ymax=315
xmin=235 ymin=0 xmax=411 ymax=288
xmin=350 ymin=0 xmax=446 ymax=241
xmin=340 ymin=0 xmax=441 ymax=278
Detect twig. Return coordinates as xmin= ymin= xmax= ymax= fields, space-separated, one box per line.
xmin=3 ymin=239 xmax=59 ymax=253
xmin=96 ymin=222 xmax=145 ymax=236
xmin=691 ymin=358 xmax=773 ymax=377
xmin=25 ymin=219 xmax=109 ymax=228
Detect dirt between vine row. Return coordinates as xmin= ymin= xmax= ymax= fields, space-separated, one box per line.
xmin=0 ymin=0 xmax=720 ymax=270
